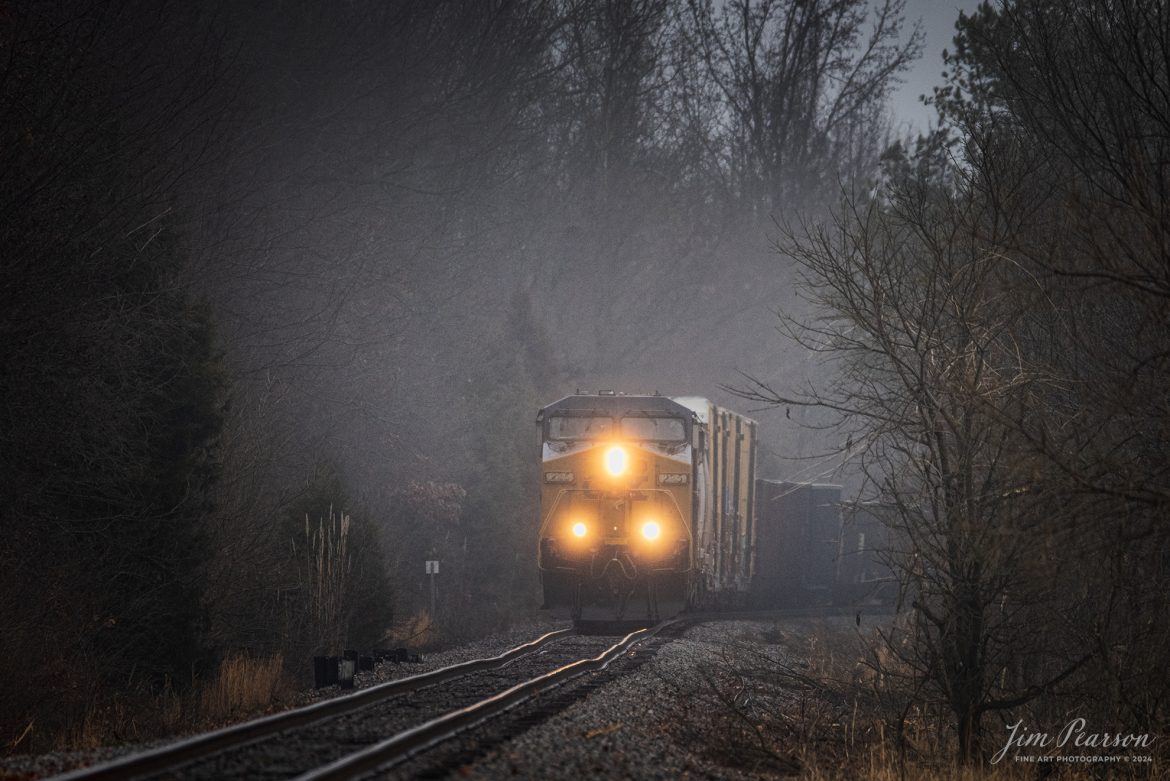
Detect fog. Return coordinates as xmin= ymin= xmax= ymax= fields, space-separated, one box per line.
xmin=191 ymin=1 xmax=921 ymax=487
xmin=7 ymin=0 xmax=1170 ymax=763
xmin=1 ymin=0 xmax=922 ymax=747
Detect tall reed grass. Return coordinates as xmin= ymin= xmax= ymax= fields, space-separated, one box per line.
xmin=198 ymin=653 xmax=286 ymax=724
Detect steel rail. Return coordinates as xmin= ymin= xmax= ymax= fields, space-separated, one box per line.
xmin=48 ymin=628 xmax=574 ymax=781
xmin=294 ymin=620 xmax=678 ymax=781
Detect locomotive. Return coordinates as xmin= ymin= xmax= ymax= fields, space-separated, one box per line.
xmin=536 ymin=391 xmax=756 ymax=622
xmin=536 ymin=392 xmax=896 ymax=623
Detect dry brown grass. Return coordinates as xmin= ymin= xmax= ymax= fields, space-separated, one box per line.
xmin=50 ymin=653 xmax=291 ymax=752
xmin=797 ymin=745 xmax=1166 ymax=781
xmin=197 ymin=653 xmax=287 ymax=725
xmin=798 ymin=752 xmax=1028 ymax=780
xmin=68 ymin=698 xmax=134 ymax=751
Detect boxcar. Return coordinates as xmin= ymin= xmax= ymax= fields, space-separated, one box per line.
xmin=752 ymin=481 xmax=843 ymax=607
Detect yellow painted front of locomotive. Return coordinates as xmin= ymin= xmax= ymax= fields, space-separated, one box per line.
xmin=537 ymin=438 xmax=694 ymax=571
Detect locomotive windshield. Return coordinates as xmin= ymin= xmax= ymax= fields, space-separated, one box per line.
xmin=547 ymin=415 xmax=614 ymax=440
xmin=620 ymin=416 xmax=686 ymax=441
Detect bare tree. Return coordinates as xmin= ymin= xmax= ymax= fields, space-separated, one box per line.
xmin=736 ymin=173 xmax=1095 ymax=762
xmin=680 ymin=0 xmax=922 ymax=215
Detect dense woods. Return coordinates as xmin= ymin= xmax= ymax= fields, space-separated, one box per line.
xmin=1 ymin=0 xmax=1165 ymax=770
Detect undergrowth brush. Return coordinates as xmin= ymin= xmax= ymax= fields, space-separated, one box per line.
xmin=658 ymin=619 xmax=1165 ymax=780
xmin=38 ymin=653 xmax=292 ymax=753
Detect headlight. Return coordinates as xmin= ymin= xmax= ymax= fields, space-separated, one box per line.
xmin=640 ymin=520 xmax=661 ymax=541
xmin=571 ymin=522 xmax=588 ymax=538
xmin=604 ymin=445 xmax=628 ymax=476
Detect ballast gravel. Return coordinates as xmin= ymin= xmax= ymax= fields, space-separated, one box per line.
xmin=453 ymin=620 xmax=816 ymax=781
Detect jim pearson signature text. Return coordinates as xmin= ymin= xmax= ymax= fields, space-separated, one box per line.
xmin=991 ymin=718 xmax=1155 ymax=764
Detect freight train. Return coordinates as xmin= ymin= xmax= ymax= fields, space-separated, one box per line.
xmin=536 ymin=392 xmax=895 ymax=623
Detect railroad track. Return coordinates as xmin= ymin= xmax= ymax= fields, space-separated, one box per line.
xmin=48 ymin=621 xmax=683 ymax=781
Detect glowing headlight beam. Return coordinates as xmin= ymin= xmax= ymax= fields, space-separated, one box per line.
xmin=572 ymin=522 xmax=588 ymax=538
xmin=604 ymin=445 xmax=628 ymax=476
xmin=641 ymin=520 xmax=661 ymax=541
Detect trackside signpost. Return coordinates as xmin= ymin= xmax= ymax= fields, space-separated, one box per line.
xmin=425 ymin=559 xmax=439 ymax=620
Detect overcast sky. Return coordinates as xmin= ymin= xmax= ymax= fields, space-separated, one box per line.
xmin=889 ymin=0 xmax=984 ymax=135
